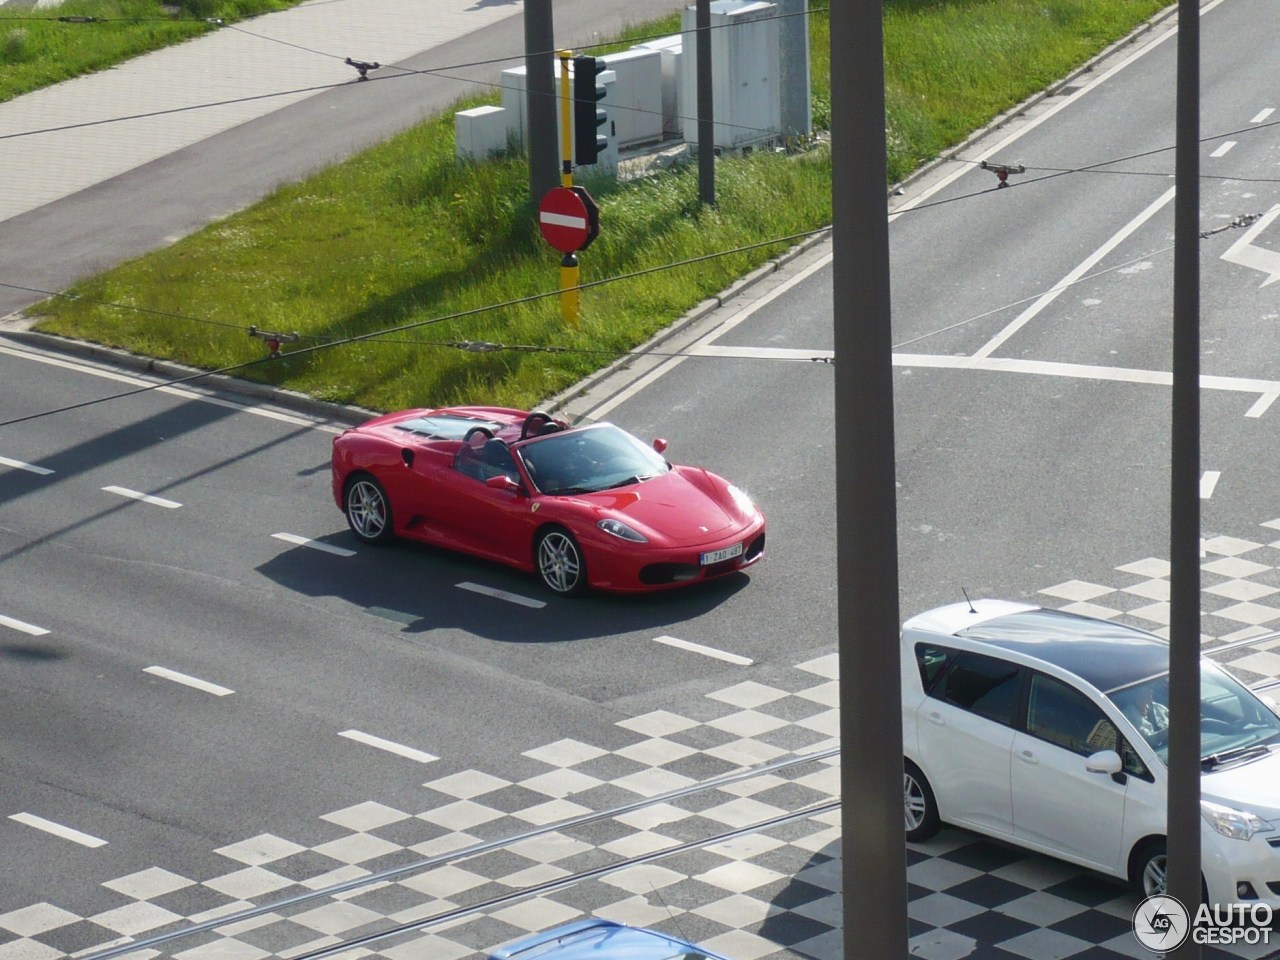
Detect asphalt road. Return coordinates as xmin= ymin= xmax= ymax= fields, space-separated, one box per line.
xmin=3 ymin=0 xmax=1280 ymax=957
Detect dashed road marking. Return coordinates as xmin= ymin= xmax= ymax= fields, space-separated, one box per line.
xmin=145 ymin=666 xmax=234 ymax=696
xmin=653 ymin=634 xmax=753 ymax=666
xmin=0 ymin=455 xmax=53 ymax=475
xmin=338 ymin=730 xmax=438 ymax=764
xmin=1251 ymin=108 xmax=1275 ymax=124
xmin=457 ymin=581 xmax=546 ymax=609
xmin=10 ymin=813 xmax=107 ymax=847
xmin=1209 ymin=140 xmax=1236 ymax=158
xmin=0 ymin=613 xmax=50 ymax=636
xmin=103 ymin=486 xmax=181 ymax=509
xmin=272 ymin=532 xmax=356 ymax=557
xmin=1201 ymin=471 xmax=1221 ymax=499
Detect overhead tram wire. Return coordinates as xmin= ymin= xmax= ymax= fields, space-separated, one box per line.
xmin=4 ymin=199 xmax=1268 ymax=429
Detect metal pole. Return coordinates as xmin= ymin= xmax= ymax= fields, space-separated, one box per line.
xmin=831 ymin=2 xmax=908 ymax=959
xmin=524 ymin=0 xmax=559 ymax=203
xmin=696 ymin=0 xmax=715 ymax=206
xmin=1167 ymin=0 xmax=1202 ymax=950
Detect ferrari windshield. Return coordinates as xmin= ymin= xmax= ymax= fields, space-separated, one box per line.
xmin=1107 ymin=661 xmax=1280 ymax=766
xmin=518 ymin=423 xmax=670 ymax=495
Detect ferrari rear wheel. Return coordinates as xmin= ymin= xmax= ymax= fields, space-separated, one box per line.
xmin=535 ymin=527 xmax=586 ymax=596
xmin=345 ymin=475 xmax=393 ymax=544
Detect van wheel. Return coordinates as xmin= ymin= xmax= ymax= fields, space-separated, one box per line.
xmin=904 ymin=761 xmax=941 ymax=842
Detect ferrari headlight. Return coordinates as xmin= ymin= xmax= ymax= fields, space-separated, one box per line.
xmin=727 ymin=483 xmax=757 ymax=515
xmin=598 ymin=519 xmax=648 ymax=542
xmin=1201 ymin=800 xmax=1274 ymax=841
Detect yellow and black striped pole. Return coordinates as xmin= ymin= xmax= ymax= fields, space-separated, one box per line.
xmin=557 ymin=49 xmax=579 ymax=327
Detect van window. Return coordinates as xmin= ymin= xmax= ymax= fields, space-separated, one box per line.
xmin=1027 ymin=673 xmax=1150 ymax=778
xmin=914 ymin=643 xmax=954 ymax=695
xmin=935 ymin=652 xmax=1021 ymax=726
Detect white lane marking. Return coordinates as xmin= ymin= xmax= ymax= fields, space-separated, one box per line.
xmin=456 ymin=581 xmax=546 ymax=609
xmin=0 ymin=344 xmax=341 ymax=433
xmin=653 ymin=634 xmax=753 ymax=666
xmin=339 ymin=730 xmax=438 ymax=764
xmin=10 ymin=813 xmax=107 ymax=847
xmin=272 ymin=532 xmax=356 ymax=557
xmin=690 ymin=348 xmax=1280 ymax=416
xmin=891 ymin=0 xmax=1234 ymax=216
xmin=144 ymin=666 xmax=234 ymax=697
xmin=0 ymin=613 xmax=50 ymax=636
xmin=1246 ymin=392 xmax=1279 ymax=418
xmin=102 ymin=486 xmax=181 ymax=509
xmin=692 ymin=345 xmax=834 ymax=361
xmin=1251 ymin=108 xmax=1275 ymax=124
xmin=973 ymin=186 xmax=1176 ymax=359
xmin=1201 ymin=471 xmax=1221 ymax=499
xmin=893 ymin=353 xmax=1280 ymax=408
xmin=1221 ymin=203 xmax=1280 ymax=287
xmin=1209 ymin=141 xmax=1236 ymax=158
xmin=587 ymin=254 xmax=834 ymax=419
xmin=0 ymin=456 xmax=54 ymax=475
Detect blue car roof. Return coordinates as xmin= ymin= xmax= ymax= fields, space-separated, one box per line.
xmin=489 ymin=919 xmax=727 ymax=960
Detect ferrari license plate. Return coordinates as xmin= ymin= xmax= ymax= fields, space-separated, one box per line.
xmin=700 ymin=542 xmax=743 ymax=566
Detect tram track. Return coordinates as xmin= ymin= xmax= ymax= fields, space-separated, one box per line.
xmin=79 ymin=744 xmax=841 ymax=960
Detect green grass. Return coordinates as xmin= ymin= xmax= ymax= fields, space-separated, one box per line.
xmin=0 ymin=0 xmax=304 ymax=102
xmin=25 ymin=0 xmax=1169 ymax=412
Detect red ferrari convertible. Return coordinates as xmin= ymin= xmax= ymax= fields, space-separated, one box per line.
xmin=330 ymin=407 xmax=765 ymax=595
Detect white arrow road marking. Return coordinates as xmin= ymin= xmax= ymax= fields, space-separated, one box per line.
xmin=145 ymin=666 xmax=234 ymax=696
xmin=1201 ymin=471 xmax=1221 ymax=499
xmin=11 ymin=813 xmax=107 ymax=847
xmin=103 ymin=486 xmax=181 ymax=509
xmin=540 ymin=211 xmax=587 ymax=229
xmin=653 ymin=634 xmax=753 ymax=665
xmin=0 ymin=456 xmax=53 ymax=475
xmin=339 ymin=730 xmax=438 ymax=764
xmin=272 ymin=532 xmax=356 ymax=557
xmin=1221 ymin=204 xmax=1280 ymax=287
xmin=0 ymin=613 xmax=49 ymax=636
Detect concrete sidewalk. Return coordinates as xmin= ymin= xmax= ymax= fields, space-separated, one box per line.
xmin=0 ymin=0 xmax=523 ymax=222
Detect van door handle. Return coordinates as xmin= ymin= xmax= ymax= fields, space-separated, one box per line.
xmin=926 ymin=711 xmax=945 ymax=726
xmin=1019 ymin=749 xmax=1039 ymax=765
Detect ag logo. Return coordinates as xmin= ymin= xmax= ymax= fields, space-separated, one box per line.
xmin=1133 ymin=894 xmax=1190 ymax=952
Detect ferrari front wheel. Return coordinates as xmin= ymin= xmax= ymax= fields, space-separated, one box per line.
xmin=535 ymin=527 xmax=586 ymax=596
xmin=345 ymin=474 xmax=394 ymax=544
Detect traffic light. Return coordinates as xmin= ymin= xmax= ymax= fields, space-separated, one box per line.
xmin=572 ymin=55 xmax=607 ymax=167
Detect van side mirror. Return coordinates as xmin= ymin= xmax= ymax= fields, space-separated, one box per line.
xmin=1085 ymin=750 xmax=1122 ymax=776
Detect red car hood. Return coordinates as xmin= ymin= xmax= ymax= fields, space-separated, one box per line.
xmin=575 ymin=470 xmax=740 ymax=545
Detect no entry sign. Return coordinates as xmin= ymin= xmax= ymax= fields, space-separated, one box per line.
xmin=538 ymin=186 xmax=600 ymax=253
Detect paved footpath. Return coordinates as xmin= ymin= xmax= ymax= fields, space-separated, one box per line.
xmin=0 ymin=0 xmax=525 ymax=223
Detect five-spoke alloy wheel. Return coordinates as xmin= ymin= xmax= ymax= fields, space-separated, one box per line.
xmin=904 ymin=761 xmax=942 ymax=842
xmin=345 ymin=475 xmax=394 ymax=544
xmin=535 ymin=527 xmax=586 ymax=595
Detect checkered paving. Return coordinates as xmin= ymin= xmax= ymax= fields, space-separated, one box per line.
xmin=5 ymin=522 xmax=1280 ymax=960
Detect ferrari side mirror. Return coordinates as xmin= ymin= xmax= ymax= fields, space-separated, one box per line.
xmin=652 ymin=438 xmax=668 ymax=454
xmin=485 ymin=474 xmax=522 ymax=494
